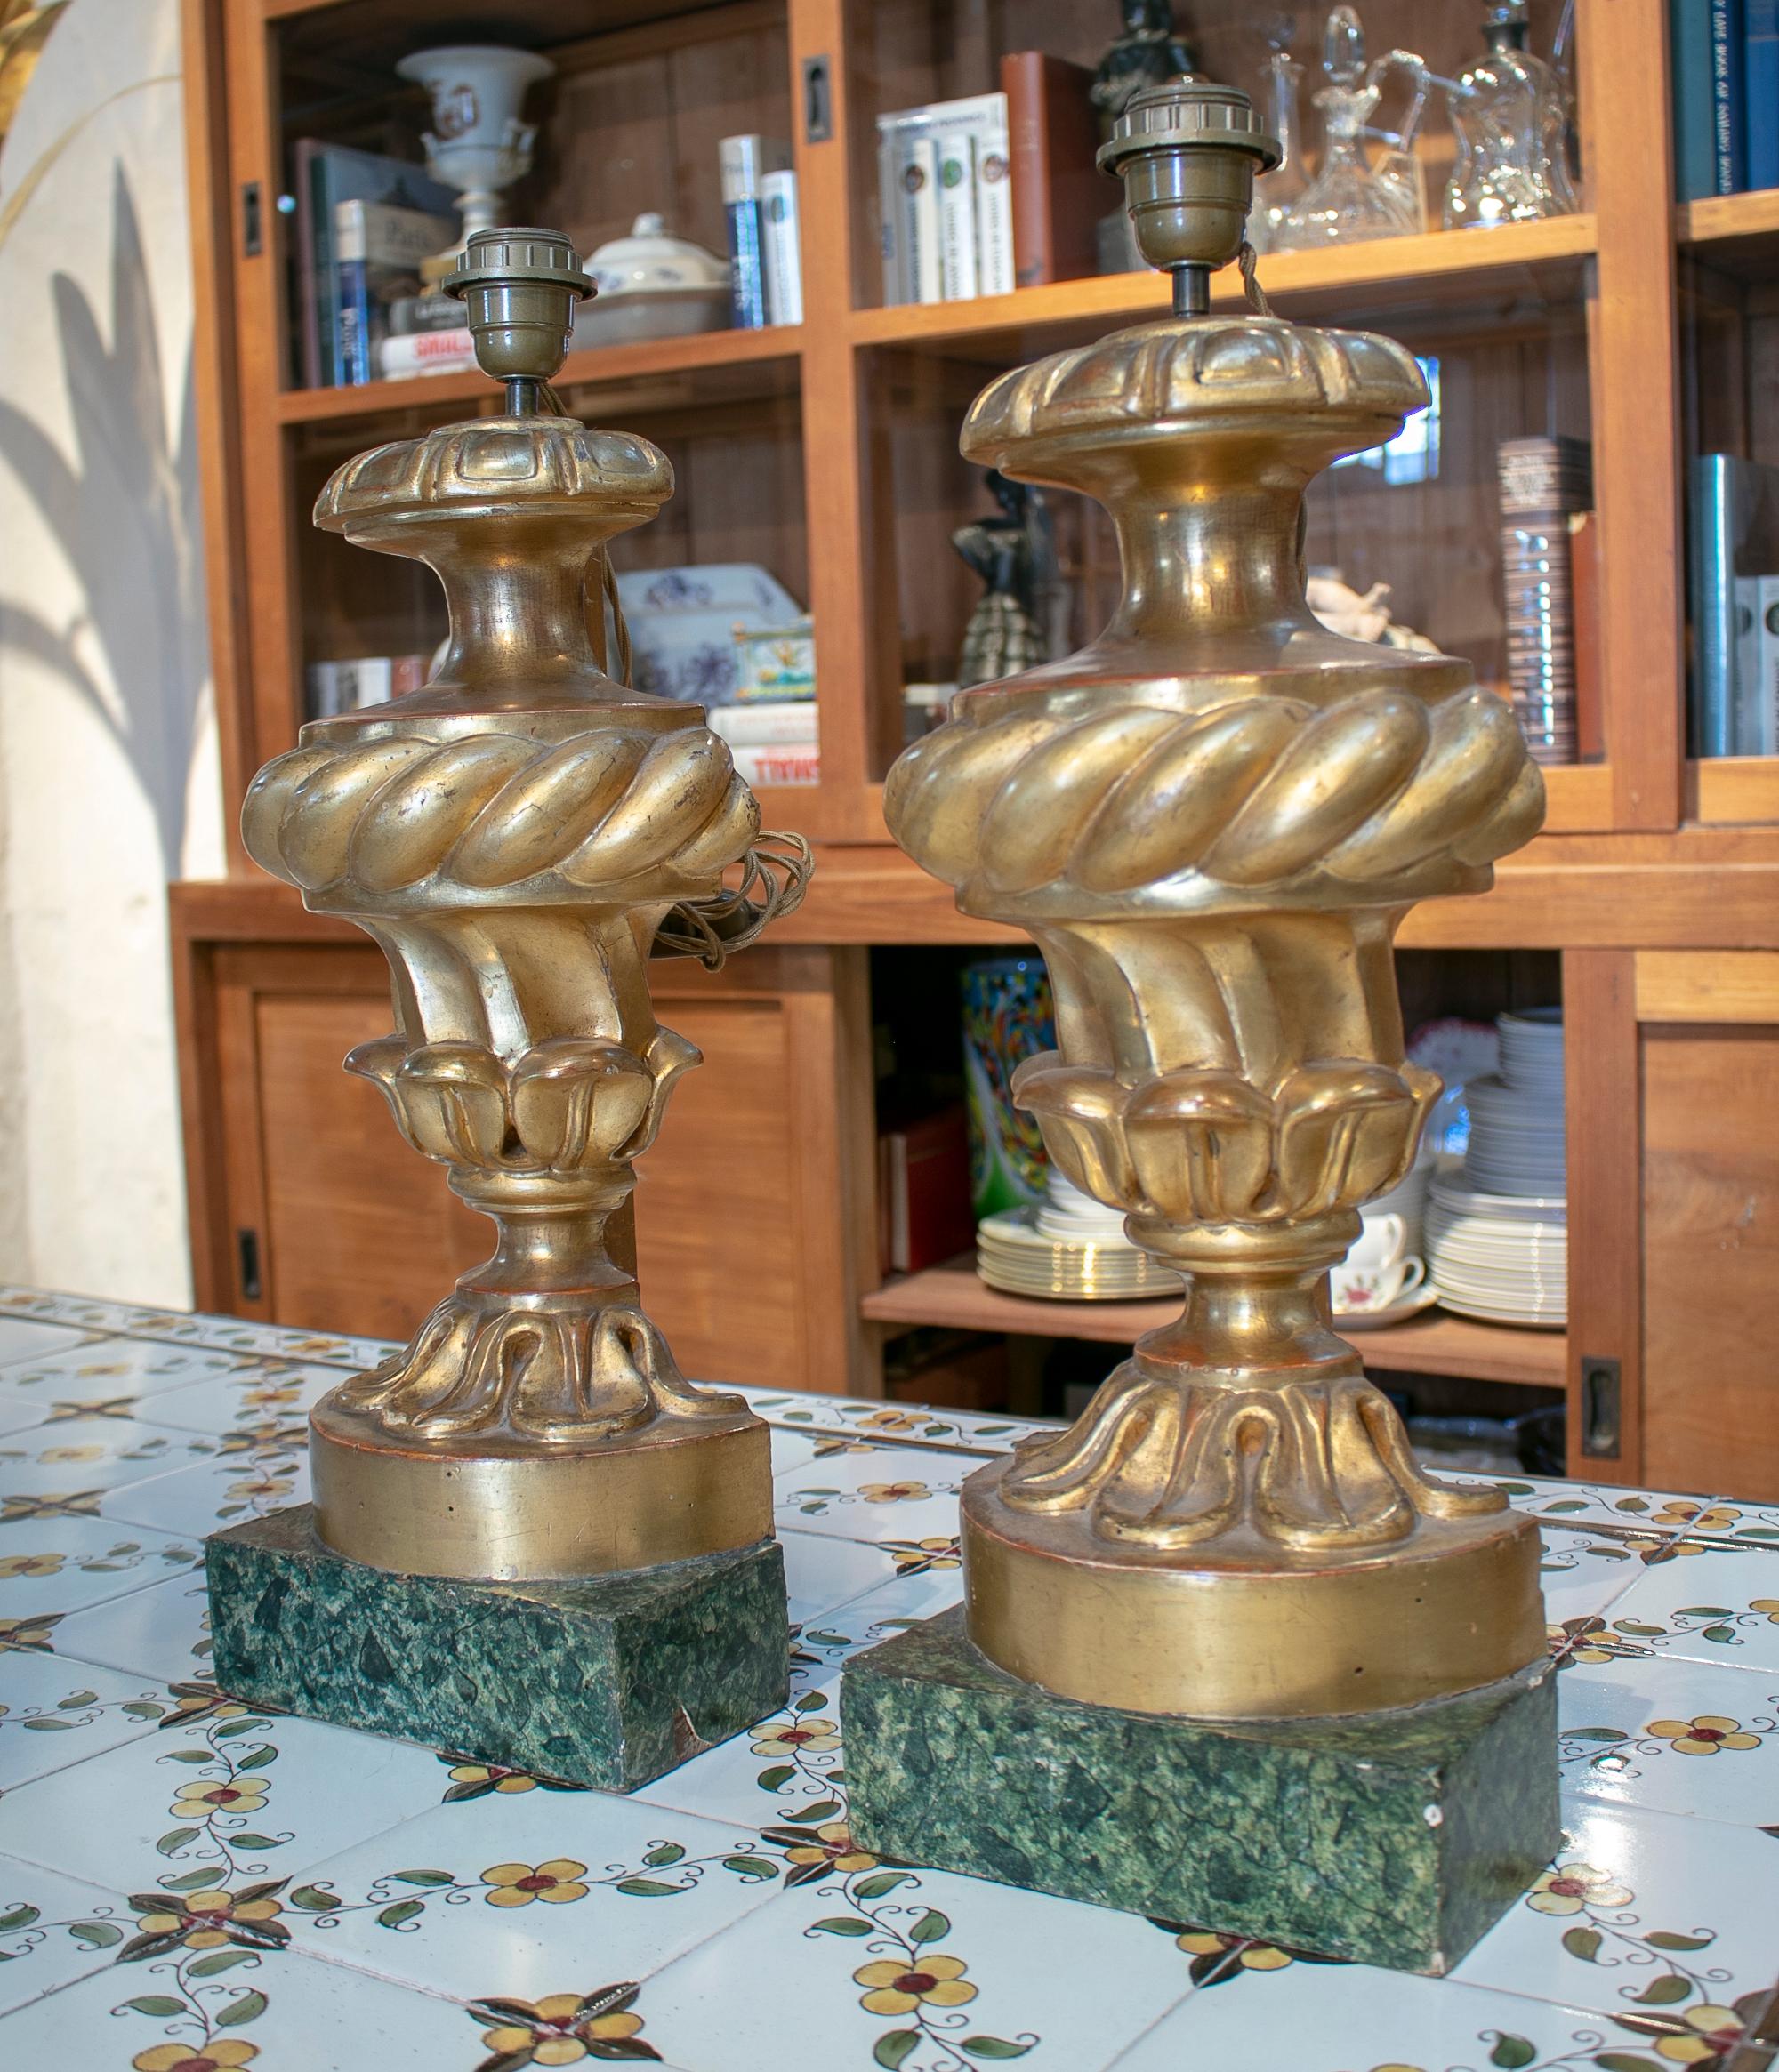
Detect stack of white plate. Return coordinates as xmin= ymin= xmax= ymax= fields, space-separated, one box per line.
xmin=1425 ymin=1171 xmax=1567 ymax=1327
xmin=977 ymin=1171 xmax=1181 ymax=1303
xmin=1462 ymin=1008 xmax=1566 ymax=1197
xmin=1429 ymin=1006 xmax=1567 ymax=1327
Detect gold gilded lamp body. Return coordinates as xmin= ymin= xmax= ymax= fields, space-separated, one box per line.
xmin=885 ymin=88 xmax=1549 ymax=1721
xmin=240 ymin=229 xmax=807 ymax=1585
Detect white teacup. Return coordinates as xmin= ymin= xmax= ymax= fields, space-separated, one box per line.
xmin=1332 ymin=1253 xmax=1427 ymax=1315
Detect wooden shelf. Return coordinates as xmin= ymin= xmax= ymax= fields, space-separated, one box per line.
xmin=1688 ymin=756 xmax=1779 ymax=824
xmin=1679 ymin=187 xmax=1779 ymax=276
xmin=850 ymin=214 xmax=1598 ymax=357
xmin=275 ymin=325 xmax=802 ymax=428
xmin=861 ymin=1257 xmax=1566 ymax=1387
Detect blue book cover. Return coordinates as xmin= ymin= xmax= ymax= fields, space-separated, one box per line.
xmin=1711 ymin=0 xmax=1748 ymax=192
xmin=725 ymin=198 xmax=768 ymax=329
xmin=1748 ymin=0 xmax=1779 ymax=187
xmin=1674 ymin=0 xmax=1719 ymax=197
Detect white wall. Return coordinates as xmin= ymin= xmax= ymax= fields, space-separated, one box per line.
xmin=0 ymin=0 xmax=224 ymax=1305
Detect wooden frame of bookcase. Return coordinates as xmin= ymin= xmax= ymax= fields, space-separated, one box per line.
xmin=176 ymin=0 xmax=1779 ymax=1490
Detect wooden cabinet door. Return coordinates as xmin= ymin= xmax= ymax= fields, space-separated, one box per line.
xmin=197 ymin=939 xmax=875 ymax=1395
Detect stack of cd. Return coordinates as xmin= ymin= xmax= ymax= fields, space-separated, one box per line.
xmin=1498 ymin=436 xmax=1592 ymax=767
xmin=976 ymin=1169 xmax=1182 ymax=1302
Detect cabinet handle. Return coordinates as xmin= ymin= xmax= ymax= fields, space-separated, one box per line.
xmin=237 ymin=1228 xmax=262 ymax=1303
xmin=802 ymin=55 xmax=832 ymax=144
xmin=1579 ymin=1355 xmax=1621 ymax=1459
xmin=240 ymin=181 xmax=262 ymax=258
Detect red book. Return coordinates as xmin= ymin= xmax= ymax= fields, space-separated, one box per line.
xmin=1001 ymin=52 xmax=1100 ymax=288
xmin=1570 ymin=510 xmax=1603 ymax=760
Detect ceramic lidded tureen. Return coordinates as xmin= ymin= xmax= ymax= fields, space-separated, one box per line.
xmin=582 ymin=213 xmax=730 ymax=341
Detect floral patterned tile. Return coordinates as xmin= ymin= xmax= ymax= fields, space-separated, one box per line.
xmin=0 ymin=1517 xmax=199 ymax=1634
xmin=632 ymin=1674 xmax=846 ymax=1831
xmin=99 ymin=1451 xmax=310 ymax=1542
xmin=46 ymin=1570 xmax=213 ymax=1684
xmin=1455 ymin=1797 xmax=1779 ymax=2030
xmin=1557 ymin=1651 xmax=1779 ymax=1825
xmin=1570 ymin=1541 xmax=1779 ymax=1674
xmin=1104 ymin=1956 xmax=1773 ymax=2072
xmin=0 ymin=1651 xmax=185 ymax=1792
xmin=644 ymin=1854 xmax=1209 ymax=2072
xmin=0 ymin=1702 xmax=447 ymax=1898
xmin=775 ymin=1444 xmax=972 ymax=1546
xmin=0 ymin=1287 xmax=388 ymax=1372
xmin=132 ymin=1362 xmax=340 ymax=1441
xmin=1493 ymin=1474 xmax=1724 ymax=1537
xmin=283 ymin=1793 xmax=787 ymax=2010
xmin=0 ymin=1854 xmax=133 ymax=2016
xmin=1537 ymin=1525 xmax=1661 ymax=1632
xmin=0 ymin=1417 xmax=218 ymax=1515
xmin=0 ymin=1939 xmax=478 ymax=2072
xmin=0 ymin=1396 xmax=50 ymax=1441
xmin=753 ymin=1393 xmax=1048 ymax=1458
xmin=779 ymin=1528 xmax=895 ymax=1629
xmin=0 ymin=1318 xmax=96 ymax=1371
xmin=768 ymin=1425 xmax=824 ymax=1477
xmin=0 ymin=1342 xmax=254 ymax=1422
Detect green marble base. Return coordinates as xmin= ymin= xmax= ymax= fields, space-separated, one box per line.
xmin=841 ymin=1607 xmax=1558 ymax=1975
xmin=205 ymin=1506 xmax=788 ymax=1793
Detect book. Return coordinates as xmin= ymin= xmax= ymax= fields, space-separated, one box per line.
xmin=1674 ymin=0 xmax=1719 ymax=198
xmin=878 ymin=1106 xmax=975 ymax=1276
xmin=1568 ymin=510 xmax=1604 ymax=761
xmin=1002 ymin=52 xmax=1100 ymax=286
xmin=377 ymin=301 xmax=602 ymax=381
xmin=292 ymin=141 xmax=457 ymax=389
xmin=971 ymin=102 xmax=1015 ymax=296
xmin=729 ymin=743 xmax=819 ymax=787
xmin=719 ymin=134 xmax=791 ymax=330
xmin=307 ymin=654 xmax=430 ymax=719
xmin=1752 ymin=573 xmax=1779 ymax=749
xmin=898 ymin=129 xmax=943 ymax=306
xmin=707 ymin=702 xmax=819 ymax=746
xmin=1688 ymin=453 xmax=1779 ymax=752
xmin=1711 ymin=0 xmax=1747 ymax=193
xmin=1748 ymin=0 xmax=1779 ymax=187
xmin=877 ymin=117 xmax=906 ymax=304
xmin=937 ymin=130 xmax=979 ymax=301
xmin=335 ymin=198 xmax=456 ymax=387
xmin=759 ymin=168 xmax=803 ymax=325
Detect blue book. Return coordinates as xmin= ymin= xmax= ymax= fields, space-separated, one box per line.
xmin=1712 ymin=0 xmax=1747 ymax=192
xmin=1748 ymin=0 xmax=1779 ymax=187
xmin=1674 ymin=0 xmax=1719 ymax=197
xmin=719 ymin=134 xmax=790 ymax=331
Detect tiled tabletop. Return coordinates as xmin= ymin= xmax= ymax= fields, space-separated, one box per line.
xmin=0 ymin=1285 xmax=1775 ymax=2072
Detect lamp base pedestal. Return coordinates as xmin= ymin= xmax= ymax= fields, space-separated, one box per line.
xmin=841 ymin=1606 xmax=1557 ymax=1976
xmin=205 ymin=1506 xmax=788 ymax=1792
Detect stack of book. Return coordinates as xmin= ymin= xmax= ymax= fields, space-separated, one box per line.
xmin=877 ymin=92 xmax=1015 ymax=306
xmin=306 ymin=654 xmax=432 ymax=719
xmin=1498 ymin=436 xmax=1592 ymax=766
xmin=706 ymin=701 xmax=818 ymax=788
xmin=719 ymin=137 xmax=801 ymax=328
xmin=1672 ymin=0 xmax=1779 ymax=198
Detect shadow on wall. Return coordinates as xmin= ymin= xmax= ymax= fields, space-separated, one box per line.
xmin=0 ymin=161 xmax=204 ymax=873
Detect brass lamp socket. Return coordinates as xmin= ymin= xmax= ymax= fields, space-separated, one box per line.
xmin=444 ymin=225 xmax=595 ymax=403
xmin=1097 ymin=80 xmax=1282 ymax=312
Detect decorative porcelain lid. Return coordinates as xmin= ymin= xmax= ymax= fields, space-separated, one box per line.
xmin=587 ymin=213 xmax=729 ymax=297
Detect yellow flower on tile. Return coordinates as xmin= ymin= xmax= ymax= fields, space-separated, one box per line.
xmin=856 ymin=1410 xmax=925 ymax=1433
xmin=480 ymin=1859 xmax=590 ymax=1907
xmin=1751 ymin=1599 xmax=1779 ymax=1625
xmin=1653 ymin=2003 xmax=1749 ymax=2062
xmin=132 ymin=2043 xmax=258 ymax=2072
xmin=1525 ymin=1861 xmax=1633 ymax=1915
xmin=170 ymin=1776 xmax=270 ymax=1820
xmin=41 ymin=1445 xmax=105 ymax=1462
xmin=750 ymin=1716 xmax=841 ymax=1757
xmin=478 ymin=1990 xmax=646 ymax=2062
xmin=134 ymin=1890 xmax=285 ymax=1950
xmin=1173 ymin=1927 xmax=1292 ymax=1968
xmin=858 ymin=1482 xmax=930 ymax=1504
xmin=854 ymin=1953 xmax=978 ymax=2014
xmin=1646 ymin=1715 xmax=1762 ymax=1755
xmin=783 ymin=1820 xmax=877 ymax=1873
xmin=226 ymin=1475 xmax=291 ymax=1501
xmin=1652 ymin=1500 xmax=1741 ymax=1530
xmin=0 ymin=1552 xmax=66 ymax=1578
xmin=448 ymin=1760 xmax=539 ymax=1793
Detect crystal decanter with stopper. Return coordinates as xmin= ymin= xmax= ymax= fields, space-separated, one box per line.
xmin=1276 ymin=4 xmax=1429 ymax=250
xmin=1443 ymin=2 xmax=1581 ymax=229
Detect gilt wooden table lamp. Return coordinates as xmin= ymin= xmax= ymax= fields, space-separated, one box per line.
xmin=205 ymin=227 xmax=809 ymax=1790
xmin=842 ymin=82 xmax=1558 ymax=1974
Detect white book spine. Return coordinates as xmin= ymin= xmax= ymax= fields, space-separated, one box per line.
xmin=971 ymin=100 xmax=1014 ymax=296
xmin=937 ymin=132 xmax=978 ymax=300
xmin=709 ymin=702 xmax=820 ymax=747
xmin=307 ymin=662 xmax=341 ymax=719
xmin=876 ymin=119 xmax=905 ymax=304
xmin=730 ymin=742 xmax=820 ymax=787
xmin=1755 ymin=575 xmax=1779 ymax=754
xmin=898 ymin=132 xmax=942 ymax=306
xmin=759 ymin=168 xmax=803 ymax=325
xmin=378 ymin=329 xmax=478 ymax=378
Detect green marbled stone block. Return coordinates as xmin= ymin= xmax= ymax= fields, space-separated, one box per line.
xmin=841 ymin=1606 xmax=1558 ymax=1975
xmin=205 ymin=1505 xmax=788 ymax=1792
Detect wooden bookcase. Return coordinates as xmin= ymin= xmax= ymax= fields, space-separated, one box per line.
xmin=173 ymin=0 xmax=1779 ymax=1496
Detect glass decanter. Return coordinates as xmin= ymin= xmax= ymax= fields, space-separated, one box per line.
xmin=1443 ymin=3 xmax=1580 ymax=229
xmin=1275 ymin=5 xmax=1429 ymax=252
xmin=1250 ymin=15 xmax=1309 ymax=255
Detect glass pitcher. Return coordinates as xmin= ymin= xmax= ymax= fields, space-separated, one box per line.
xmin=1444 ymin=3 xmax=1580 ymax=229
xmin=1250 ymin=15 xmax=1309 ymax=254
xmin=1275 ymin=5 xmax=1429 ymax=252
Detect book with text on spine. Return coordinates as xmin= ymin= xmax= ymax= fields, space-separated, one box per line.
xmin=720 ymin=133 xmax=792 ymax=329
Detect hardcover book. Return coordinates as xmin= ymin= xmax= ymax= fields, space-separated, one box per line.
xmin=1002 ymin=52 xmax=1099 ymax=286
